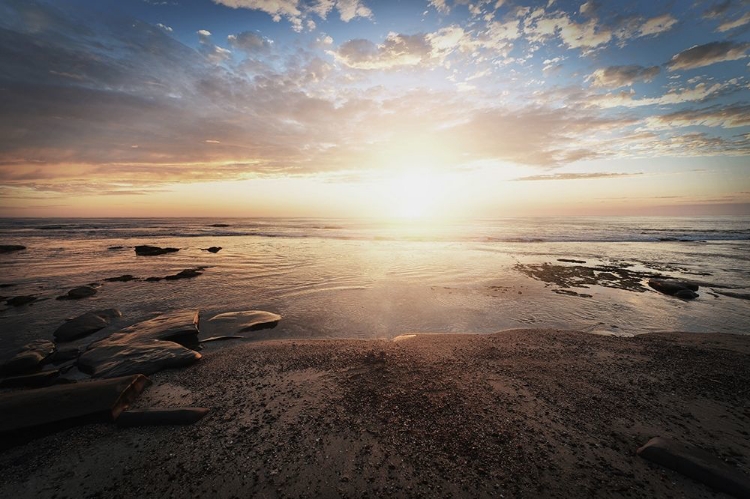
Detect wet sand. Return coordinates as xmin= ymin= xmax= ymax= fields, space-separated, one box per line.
xmin=1 ymin=329 xmax=749 ymax=498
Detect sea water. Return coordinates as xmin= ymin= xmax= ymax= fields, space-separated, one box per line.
xmin=0 ymin=217 xmax=748 ymax=352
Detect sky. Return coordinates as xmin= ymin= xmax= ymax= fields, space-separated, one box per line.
xmin=0 ymin=0 xmax=749 ymax=218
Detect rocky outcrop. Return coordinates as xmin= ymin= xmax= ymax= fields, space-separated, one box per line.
xmin=205 ymin=246 xmax=222 ymax=253
xmin=0 ymin=339 xmax=56 ymax=376
xmin=164 ymin=268 xmax=204 ymax=280
xmin=0 ymin=374 xmax=151 ymax=433
xmin=203 ymin=310 xmax=281 ymax=337
xmin=648 ymin=279 xmax=699 ymax=299
xmin=53 ymin=309 xmax=122 ymax=342
xmin=104 ymin=275 xmax=137 ymax=282
xmin=56 ymin=286 xmax=97 ymax=300
xmin=134 ymin=245 xmax=179 ymax=256
xmin=77 ymin=310 xmax=201 ymax=378
xmin=638 ymin=436 xmax=750 ymax=498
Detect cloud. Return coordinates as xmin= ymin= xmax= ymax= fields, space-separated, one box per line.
xmin=429 ymin=0 xmax=450 ymax=14
xmin=227 ymin=31 xmax=273 ymax=53
xmin=333 ymin=33 xmax=433 ymax=70
xmin=666 ymin=41 xmax=750 ymax=71
xmin=703 ymin=0 xmax=731 ymax=19
xmin=211 ymin=0 xmax=371 ymax=30
xmin=586 ymin=79 xmax=746 ymax=108
xmin=156 ymin=23 xmax=172 ymax=32
xmin=525 ymin=14 xmax=613 ymax=50
xmin=514 ymin=172 xmax=642 ymax=181
xmin=637 ymin=14 xmax=677 ymax=37
xmin=588 ymin=65 xmax=660 ymax=88
xmin=647 ymin=104 xmax=750 ymax=129
xmin=717 ymin=11 xmax=750 ymax=32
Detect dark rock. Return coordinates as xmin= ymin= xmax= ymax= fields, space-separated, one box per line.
xmin=49 ymin=347 xmax=82 ymax=364
xmin=0 ymin=374 xmax=150 ymax=433
xmin=0 ymin=245 xmax=25 ymax=253
xmin=210 ymin=223 xmax=230 ymax=227
xmin=104 ymin=275 xmax=137 ymax=282
xmin=164 ymin=268 xmax=203 ymax=280
xmin=53 ymin=309 xmax=122 ymax=342
xmin=199 ymin=335 xmax=244 ymax=344
xmin=637 ymin=436 xmax=750 ymax=499
xmin=0 ymin=370 xmax=63 ymax=388
xmin=648 ymin=279 xmax=700 ymax=297
xmin=0 ymin=283 xmax=16 ymax=288
xmin=715 ymin=290 xmax=750 ymax=301
xmin=1 ymin=340 xmax=56 ymax=375
xmin=107 ymin=246 xmax=124 ymax=250
xmin=557 ymin=258 xmax=586 ymax=264
xmin=56 ymin=286 xmax=97 ymax=300
xmin=6 ymin=295 xmax=37 ymax=307
xmin=135 ymin=245 xmax=179 ymax=256
xmin=203 ymin=310 xmax=281 ymax=337
xmin=116 ymin=407 xmax=209 ymax=427
xmin=205 ymin=246 xmax=222 ymax=253
xmin=674 ymin=289 xmax=699 ymax=300
xmin=78 ymin=310 xmax=201 ymax=378
xmin=145 ymin=276 xmax=163 ymax=282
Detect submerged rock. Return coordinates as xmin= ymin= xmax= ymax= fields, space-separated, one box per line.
xmin=53 ymin=309 xmax=122 ymax=342
xmin=0 ymin=339 xmax=56 ymax=376
xmin=637 ymin=437 xmax=750 ymax=498
xmin=210 ymin=223 xmax=230 ymax=228
xmin=116 ymin=407 xmax=209 ymax=427
xmin=104 ymin=275 xmax=137 ymax=282
xmin=57 ymin=286 xmax=97 ymax=300
xmin=78 ymin=310 xmax=201 ymax=378
xmin=0 ymin=374 xmax=150 ymax=434
xmin=164 ymin=268 xmax=203 ymax=280
xmin=205 ymin=246 xmax=222 ymax=253
xmin=6 ymin=295 xmax=37 ymax=307
xmin=648 ymin=279 xmax=699 ymax=299
xmin=0 ymin=245 xmax=26 ymax=253
xmin=134 ymin=245 xmax=179 ymax=256
xmin=203 ymin=310 xmax=281 ymax=337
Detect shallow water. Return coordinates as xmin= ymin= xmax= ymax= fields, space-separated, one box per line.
xmin=0 ymin=217 xmax=748 ymax=352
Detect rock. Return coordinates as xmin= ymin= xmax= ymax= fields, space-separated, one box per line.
xmin=648 ymin=279 xmax=699 ymax=297
xmin=557 ymin=258 xmax=586 ymax=264
xmin=164 ymin=268 xmax=203 ymax=280
xmin=0 ymin=374 xmax=150 ymax=434
xmin=205 ymin=246 xmax=222 ymax=253
xmin=135 ymin=245 xmax=179 ymax=256
xmin=0 ymin=370 xmax=64 ymax=388
xmin=1 ymin=340 xmax=56 ymax=375
xmin=104 ymin=275 xmax=137 ymax=282
xmin=53 ymin=309 xmax=122 ymax=342
xmin=199 ymin=335 xmax=244 ymax=344
xmin=145 ymin=276 xmax=163 ymax=282
xmin=116 ymin=407 xmax=209 ymax=427
xmin=210 ymin=223 xmax=230 ymax=227
xmin=674 ymin=289 xmax=699 ymax=300
xmin=715 ymin=290 xmax=750 ymax=301
xmin=77 ymin=310 xmax=201 ymax=378
xmin=0 ymin=245 xmax=26 ymax=253
xmin=107 ymin=246 xmax=125 ymax=250
xmin=203 ymin=310 xmax=282 ymax=337
xmin=49 ymin=347 xmax=83 ymax=364
xmin=6 ymin=295 xmax=37 ymax=307
xmin=637 ymin=437 xmax=750 ymax=499
xmin=56 ymin=285 xmax=97 ymax=300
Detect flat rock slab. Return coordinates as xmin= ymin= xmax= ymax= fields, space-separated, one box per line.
xmin=637 ymin=436 xmax=750 ymax=498
xmin=104 ymin=275 xmax=137 ymax=282
xmin=0 ymin=374 xmax=150 ymax=433
xmin=0 ymin=370 xmax=64 ymax=388
xmin=116 ymin=407 xmax=209 ymax=427
xmin=57 ymin=286 xmax=97 ymax=300
xmin=1 ymin=339 xmax=56 ymax=376
xmin=203 ymin=310 xmax=281 ymax=337
xmin=54 ymin=309 xmax=122 ymax=342
xmin=77 ymin=310 xmax=201 ymax=378
xmin=135 ymin=245 xmax=179 ymax=256
xmin=0 ymin=245 xmax=26 ymax=253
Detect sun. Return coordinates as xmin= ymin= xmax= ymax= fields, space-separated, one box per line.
xmin=385 ymin=168 xmax=447 ymax=220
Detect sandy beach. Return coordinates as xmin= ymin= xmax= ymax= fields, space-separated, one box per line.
xmin=1 ymin=328 xmax=749 ymax=498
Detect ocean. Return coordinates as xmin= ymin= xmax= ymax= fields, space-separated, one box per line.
xmin=0 ymin=216 xmax=748 ymax=353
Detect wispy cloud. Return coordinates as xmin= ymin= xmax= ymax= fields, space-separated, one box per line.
xmin=513 ymin=172 xmax=643 ymax=181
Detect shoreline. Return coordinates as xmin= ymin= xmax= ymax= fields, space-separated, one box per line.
xmin=2 ymin=328 xmax=749 ymax=498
